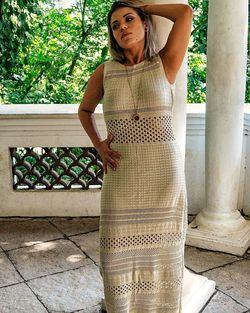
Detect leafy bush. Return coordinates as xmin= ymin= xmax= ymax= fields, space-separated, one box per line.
xmin=0 ymin=0 xmax=248 ymax=104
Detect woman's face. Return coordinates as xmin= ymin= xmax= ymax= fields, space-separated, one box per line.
xmin=110 ymin=7 xmax=146 ymax=50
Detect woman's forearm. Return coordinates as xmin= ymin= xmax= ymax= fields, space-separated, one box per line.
xmin=78 ymin=111 xmax=102 ymax=148
xmin=143 ymin=3 xmax=193 ymax=23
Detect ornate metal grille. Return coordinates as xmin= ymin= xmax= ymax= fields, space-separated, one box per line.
xmin=10 ymin=147 xmax=103 ymax=190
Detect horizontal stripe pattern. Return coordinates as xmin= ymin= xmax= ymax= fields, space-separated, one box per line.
xmin=105 ymin=60 xmax=160 ymax=80
xmin=100 ymin=207 xmax=184 ymax=225
xmin=100 ymin=54 xmax=186 ymax=313
xmin=104 ymin=105 xmax=173 ymax=116
xmin=105 ymin=291 xmax=181 ymax=313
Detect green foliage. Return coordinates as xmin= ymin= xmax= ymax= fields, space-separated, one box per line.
xmin=187 ymin=0 xmax=208 ymax=103
xmin=0 ymin=0 xmax=44 ymax=102
xmin=188 ymin=0 xmax=208 ymax=54
xmin=1 ymin=0 xmax=113 ymax=104
xmin=0 ymin=0 xmax=249 ymax=104
xmin=187 ymin=53 xmax=206 ymax=103
xmin=246 ymin=57 xmax=250 ymax=103
xmin=0 ymin=0 xmax=42 ymax=78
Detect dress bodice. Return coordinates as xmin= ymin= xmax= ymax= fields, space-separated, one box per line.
xmin=102 ymin=54 xmax=176 ymax=144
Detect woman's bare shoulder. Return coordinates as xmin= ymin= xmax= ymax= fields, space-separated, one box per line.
xmin=92 ymin=63 xmax=104 ymax=78
xmin=91 ymin=59 xmax=113 ymax=79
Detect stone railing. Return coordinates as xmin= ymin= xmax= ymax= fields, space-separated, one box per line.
xmin=0 ymin=103 xmax=249 ymax=217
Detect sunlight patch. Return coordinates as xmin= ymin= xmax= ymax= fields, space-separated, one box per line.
xmin=67 ymin=254 xmax=84 ymax=263
xmin=28 ymin=242 xmax=56 ymax=251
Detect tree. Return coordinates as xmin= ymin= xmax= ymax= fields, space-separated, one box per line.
xmin=0 ymin=0 xmax=113 ymax=104
xmin=187 ymin=0 xmax=208 ymax=103
xmin=0 ymin=0 xmax=248 ymax=104
xmin=0 ymin=0 xmax=43 ymax=77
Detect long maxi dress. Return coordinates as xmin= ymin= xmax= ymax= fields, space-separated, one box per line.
xmin=99 ymin=53 xmax=188 ymax=313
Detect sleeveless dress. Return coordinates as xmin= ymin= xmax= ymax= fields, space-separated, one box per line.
xmin=99 ymin=53 xmax=188 ymax=313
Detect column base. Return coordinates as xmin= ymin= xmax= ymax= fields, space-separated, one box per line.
xmin=182 ymin=267 xmax=216 ymax=313
xmin=186 ymin=218 xmax=250 ymax=256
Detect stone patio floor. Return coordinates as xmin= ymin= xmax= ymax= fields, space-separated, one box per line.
xmin=0 ymin=215 xmax=249 ymax=313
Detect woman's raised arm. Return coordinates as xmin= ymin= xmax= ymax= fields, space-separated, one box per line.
xmin=143 ymin=3 xmax=193 ymax=84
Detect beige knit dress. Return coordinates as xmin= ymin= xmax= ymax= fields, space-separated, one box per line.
xmin=99 ymin=53 xmax=188 ymax=313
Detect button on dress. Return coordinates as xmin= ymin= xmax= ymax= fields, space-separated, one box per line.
xmin=99 ymin=54 xmax=188 ymax=313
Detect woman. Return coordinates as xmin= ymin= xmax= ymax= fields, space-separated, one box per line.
xmin=78 ymin=1 xmax=193 ymax=312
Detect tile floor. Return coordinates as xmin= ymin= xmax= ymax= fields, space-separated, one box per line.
xmin=0 ymin=216 xmax=249 ymax=313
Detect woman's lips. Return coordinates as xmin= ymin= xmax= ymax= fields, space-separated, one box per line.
xmin=121 ymin=32 xmax=132 ymax=39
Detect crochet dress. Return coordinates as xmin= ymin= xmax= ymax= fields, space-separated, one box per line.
xmin=99 ymin=53 xmax=187 ymax=313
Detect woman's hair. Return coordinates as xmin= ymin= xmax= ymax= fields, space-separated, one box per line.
xmin=107 ymin=0 xmax=157 ymax=63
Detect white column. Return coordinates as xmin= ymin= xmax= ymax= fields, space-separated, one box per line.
xmin=187 ymin=0 xmax=250 ymax=256
xmin=145 ymin=1 xmax=215 ymax=311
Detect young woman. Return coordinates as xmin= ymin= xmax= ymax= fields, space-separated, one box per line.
xmin=78 ymin=1 xmax=193 ymax=312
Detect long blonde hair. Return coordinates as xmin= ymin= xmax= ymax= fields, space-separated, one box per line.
xmin=107 ymin=0 xmax=157 ymax=63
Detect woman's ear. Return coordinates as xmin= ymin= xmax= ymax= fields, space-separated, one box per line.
xmin=144 ymin=23 xmax=148 ymax=32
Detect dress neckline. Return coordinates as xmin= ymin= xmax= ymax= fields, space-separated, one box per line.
xmin=118 ymin=58 xmax=147 ymax=68
xmin=115 ymin=55 xmax=159 ymax=68
xmin=110 ymin=54 xmax=176 ymax=87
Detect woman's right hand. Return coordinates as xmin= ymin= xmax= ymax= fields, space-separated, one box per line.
xmin=95 ymin=133 xmax=122 ymax=174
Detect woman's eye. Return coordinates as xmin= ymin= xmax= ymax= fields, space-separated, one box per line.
xmin=126 ymin=17 xmax=133 ymax=22
xmin=112 ymin=24 xmax=118 ymax=30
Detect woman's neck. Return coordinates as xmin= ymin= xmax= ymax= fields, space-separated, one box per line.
xmin=123 ymin=45 xmax=145 ymax=65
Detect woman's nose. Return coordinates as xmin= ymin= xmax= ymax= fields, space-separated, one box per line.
xmin=120 ymin=24 xmax=127 ymax=31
